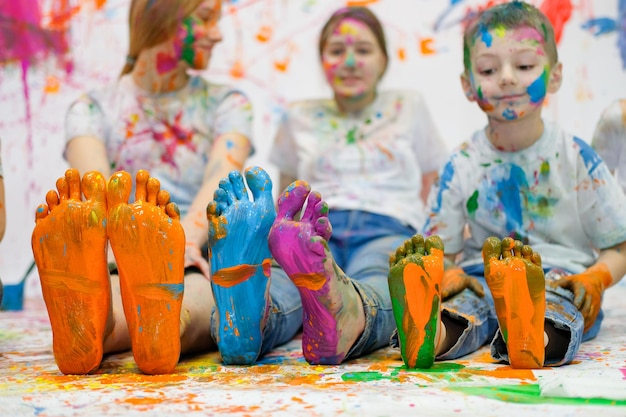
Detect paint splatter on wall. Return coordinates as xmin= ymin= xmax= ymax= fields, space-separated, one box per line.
xmin=0 ymin=0 xmax=624 ymax=298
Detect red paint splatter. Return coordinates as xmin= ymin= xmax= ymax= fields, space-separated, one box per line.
xmin=540 ymin=0 xmax=573 ymax=44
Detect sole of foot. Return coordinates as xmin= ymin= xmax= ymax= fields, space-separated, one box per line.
xmin=388 ymin=235 xmax=444 ymax=369
xmin=483 ymin=236 xmax=545 ymax=369
xmin=207 ymin=167 xmax=275 ymax=365
xmin=32 ymin=169 xmax=110 ymax=375
xmin=107 ymin=170 xmax=185 ymax=375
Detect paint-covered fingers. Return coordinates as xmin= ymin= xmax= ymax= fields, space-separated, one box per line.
xmin=441 ymin=268 xmax=485 ymax=300
xmin=550 ymin=271 xmax=606 ymax=332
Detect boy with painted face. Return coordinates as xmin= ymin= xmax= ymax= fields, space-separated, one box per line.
xmin=388 ymin=1 xmax=626 ymax=369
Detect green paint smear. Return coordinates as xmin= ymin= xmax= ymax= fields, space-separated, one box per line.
xmin=449 ymin=384 xmax=626 ymax=406
xmin=341 ymin=371 xmax=386 ymax=382
xmin=393 ymin=362 xmax=466 ymax=374
xmin=467 ymin=190 xmax=479 ymax=216
xmin=346 ymin=127 xmax=357 ymax=144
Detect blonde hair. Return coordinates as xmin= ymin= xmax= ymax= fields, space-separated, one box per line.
xmin=462 ymin=1 xmax=558 ymax=76
xmin=120 ymin=0 xmax=203 ymax=76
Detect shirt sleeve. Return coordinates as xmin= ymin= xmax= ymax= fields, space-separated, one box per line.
xmin=212 ymin=91 xmax=254 ymax=149
xmin=410 ymin=92 xmax=449 ymax=174
xmin=269 ymin=108 xmax=299 ymax=178
xmin=591 ymin=100 xmax=626 ymax=173
xmin=421 ymin=154 xmax=467 ymax=254
xmin=576 ymin=137 xmax=626 ymax=250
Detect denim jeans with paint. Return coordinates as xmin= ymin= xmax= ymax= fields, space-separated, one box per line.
xmin=253 ymin=209 xmax=416 ymax=360
xmin=438 ymin=264 xmax=602 ymax=366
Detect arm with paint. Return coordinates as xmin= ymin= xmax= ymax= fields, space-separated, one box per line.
xmin=270 ymin=107 xmax=299 ymax=197
xmin=64 ymin=95 xmax=113 ymax=178
xmin=181 ymin=91 xmax=254 ymax=277
xmin=180 ymin=131 xmax=251 ymax=276
xmin=550 ymin=240 xmax=626 ymax=332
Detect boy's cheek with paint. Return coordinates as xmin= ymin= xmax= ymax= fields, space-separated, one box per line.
xmin=468 ymin=68 xmax=549 ymax=120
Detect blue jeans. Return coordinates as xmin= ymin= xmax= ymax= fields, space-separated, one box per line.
xmin=439 ymin=264 xmax=602 ymax=366
xmin=257 ymin=210 xmax=415 ymax=360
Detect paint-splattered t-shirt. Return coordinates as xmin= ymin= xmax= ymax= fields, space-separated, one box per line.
xmin=65 ymin=75 xmax=253 ymax=216
xmin=271 ymin=90 xmax=448 ymax=230
xmin=423 ymin=121 xmax=626 ymax=273
xmin=592 ymin=99 xmax=626 ymax=193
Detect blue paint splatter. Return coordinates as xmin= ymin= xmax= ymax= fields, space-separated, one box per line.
xmin=527 ymin=69 xmax=548 ymax=103
xmin=502 ymin=108 xmax=518 ymax=120
xmin=574 ymin=136 xmax=603 ymax=176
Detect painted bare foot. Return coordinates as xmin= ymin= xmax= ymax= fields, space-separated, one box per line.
xmin=388 ymin=235 xmax=444 ymax=369
xmin=268 ymin=181 xmax=364 ymax=365
xmin=206 ymin=167 xmax=274 ymax=365
xmin=32 ymin=168 xmax=110 ymax=375
xmin=483 ymin=237 xmax=545 ymax=369
xmin=107 ymin=170 xmax=185 ymax=375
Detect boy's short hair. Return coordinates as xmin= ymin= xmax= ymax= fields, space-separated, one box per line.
xmin=462 ymin=1 xmax=558 ymax=76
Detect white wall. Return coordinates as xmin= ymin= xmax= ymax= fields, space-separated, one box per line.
xmin=1 ymin=0 xmax=625 ymax=296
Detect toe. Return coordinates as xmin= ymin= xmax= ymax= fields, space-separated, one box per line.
xmin=276 ymin=180 xmax=311 ymax=220
xmin=56 ymin=176 xmax=69 ymax=202
xmin=315 ymin=216 xmax=332 ymax=241
xmin=146 ymin=177 xmax=160 ymax=205
xmin=157 ymin=189 xmax=171 ymax=209
xmin=218 ymin=177 xmax=236 ymax=205
xmin=135 ymin=170 xmax=150 ymax=202
xmin=412 ymin=234 xmax=426 ymax=256
xmin=425 ymin=235 xmax=444 ymax=257
xmin=35 ymin=204 xmax=49 ymax=221
xmin=501 ymin=237 xmax=515 ymax=259
xmin=46 ymin=190 xmax=60 ymax=211
xmin=165 ymin=202 xmax=180 ymax=220
xmin=229 ymin=170 xmax=248 ymax=201
xmin=81 ymin=171 xmax=107 ymax=204
xmin=66 ymin=168 xmax=82 ymax=201
xmin=245 ymin=166 xmax=273 ymax=201
xmin=482 ymin=236 xmax=502 ymax=263
xmin=107 ymin=171 xmax=132 ymax=207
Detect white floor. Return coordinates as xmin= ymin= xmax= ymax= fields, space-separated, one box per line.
xmin=1 ymin=285 xmax=626 ymax=417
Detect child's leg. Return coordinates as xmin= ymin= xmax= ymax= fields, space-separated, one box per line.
xmin=388 ymin=235 xmax=444 ymax=368
xmin=32 ymin=169 xmax=111 ymax=375
xmin=206 ymin=167 xmax=275 ymax=365
xmin=483 ymin=236 xmax=545 ymax=369
xmin=268 ymin=181 xmax=365 ymax=365
xmin=107 ymin=170 xmax=185 ymax=375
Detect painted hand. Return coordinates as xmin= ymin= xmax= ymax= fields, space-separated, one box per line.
xmin=549 ymin=264 xmax=612 ymax=333
xmin=184 ymin=241 xmax=210 ymax=278
xmin=441 ymin=267 xmax=485 ymax=300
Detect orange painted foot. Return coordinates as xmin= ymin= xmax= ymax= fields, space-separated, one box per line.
xmin=483 ymin=237 xmax=545 ymax=369
xmin=388 ymin=235 xmax=444 ymax=369
xmin=32 ymin=169 xmax=110 ymax=374
xmin=107 ymin=170 xmax=185 ymax=375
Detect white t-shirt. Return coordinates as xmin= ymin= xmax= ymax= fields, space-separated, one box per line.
xmin=592 ymin=99 xmax=626 ymax=192
xmin=65 ymin=75 xmax=253 ymax=216
xmin=423 ymin=121 xmax=626 ymax=273
xmin=270 ymin=90 xmax=448 ymax=230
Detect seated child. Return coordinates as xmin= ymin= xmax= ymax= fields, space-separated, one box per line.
xmin=388 ymin=1 xmax=626 ymax=369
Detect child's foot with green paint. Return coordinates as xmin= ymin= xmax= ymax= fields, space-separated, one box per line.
xmin=107 ymin=170 xmax=185 ymax=375
xmin=207 ymin=166 xmax=275 ymax=365
xmin=483 ymin=236 xmax=545 ymax=369
xmin=388 ymin=234 xmax=445 ymax=369
xmin=268 ymin=181 xmax=364 ymax=365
